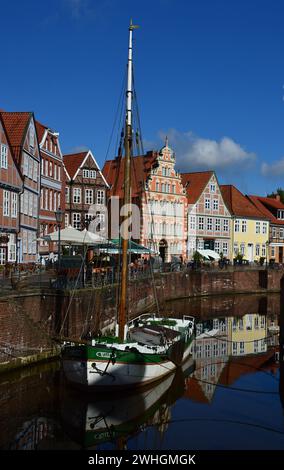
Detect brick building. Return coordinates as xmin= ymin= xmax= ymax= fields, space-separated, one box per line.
xmin=63 ymin=150 xmax=109 ymax=233
xmin=0 ymin=114 xmax=23 ymax=264
xmin=36 ymin=120 xmax=65 ymax=258
xmin=103 ymin=140 xmax=188 ymax=262
xmin=0 ymin=112 xmax=41 ymax=263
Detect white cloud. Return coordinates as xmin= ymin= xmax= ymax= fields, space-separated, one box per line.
xmin=261 ymin=158 xmax=284 ymax=178
xmin=155 ymin=129 xmax=256 ymax=172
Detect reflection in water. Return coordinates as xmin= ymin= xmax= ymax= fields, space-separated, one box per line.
xmin=60 ymin=358 xmax=195 ymax=449
xmin=1 ymin=293 xmax=283 ymax=450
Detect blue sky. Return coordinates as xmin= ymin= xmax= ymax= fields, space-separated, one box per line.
xmin=1 ymin=0 xmax=284 ymax=195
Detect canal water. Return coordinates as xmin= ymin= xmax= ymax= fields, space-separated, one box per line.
xmin=0 ymin=293 xmax=283 ymax=450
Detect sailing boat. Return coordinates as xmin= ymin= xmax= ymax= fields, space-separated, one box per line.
xmin=62 ymin=20 xmax=195 ymax=390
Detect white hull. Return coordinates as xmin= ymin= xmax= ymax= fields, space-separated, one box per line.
xmin=63 ymin=357 xmax=177 ymax=389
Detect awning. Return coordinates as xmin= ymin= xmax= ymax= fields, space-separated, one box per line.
xmin=197 ymin=249 xmax=220 ymax=260
xmin=41 ymin=226 xmax=105 ymax=245
xmin=100 ymin=239 xmax=156 ymax=254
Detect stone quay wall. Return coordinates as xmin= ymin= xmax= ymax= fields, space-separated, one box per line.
xmin=0 ymin=268 xmax=283 ymax=372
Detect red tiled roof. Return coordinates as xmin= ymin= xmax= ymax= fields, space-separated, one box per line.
xmin=247 ymin=195 xmax=284 ymax=225
xmin=0 ymin=111 xmax=32 ymax=163
xmin=220 ymin=185 xmax=268 ymax=219
xmin=102 ymin=152 xmax=157 ymax=198
xmin=181 ymin=171 xmax=213 ymax=204
xmin=35 ymin=120 xmax=48 ymax=143
xmin=63 ymin=151 xmax=89 ymax=179
xmin=219 ymin=350 xmax=276 ymax=387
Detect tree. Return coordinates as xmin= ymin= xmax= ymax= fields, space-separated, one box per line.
xmin=267 ymin=188 xmax=284 ymax=204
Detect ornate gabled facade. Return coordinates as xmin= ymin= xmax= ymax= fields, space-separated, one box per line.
xmin=181 ymin=171 xmax=232 ymax=259
xmin=103 ymin=140 xmax=187 ymax=262
xmin=0 ymin=111 xmax=41 ymax=263
xmin=0 ymin=115 xmax=23 ymax=264
xmin=36 ymin=120 xmax=65 ymax=258
xmin=63 ymin=150 xmax=109 ymax=232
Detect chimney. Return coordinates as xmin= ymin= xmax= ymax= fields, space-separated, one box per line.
xmin=276 ymin=195 xmax=281 ymax=201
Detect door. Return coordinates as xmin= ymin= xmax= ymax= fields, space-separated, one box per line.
xmin=247 ymin=243 xmax=254 ymax=262
xmin=279 ymin=247 xmax=283 ymax=264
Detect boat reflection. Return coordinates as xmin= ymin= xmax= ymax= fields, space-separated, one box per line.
xmin=59 ymin=357 xmax=195 ymax=448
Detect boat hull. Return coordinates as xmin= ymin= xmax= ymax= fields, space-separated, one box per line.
xmin=62 ymin=334 xmax=193 ymax=390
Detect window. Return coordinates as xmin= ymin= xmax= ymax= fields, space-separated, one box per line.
xmin=213 ymin=199 xmax=219 ymax=210
xmin=223 ymin=219 xmax=229 ymax=232
xmin=90 ymin=170 xmax=96 ymax=179
xmin=205 ymin=198 xmax=210 ymax=210
xmin=210 ymin=183 xmax=216 ymax=193
xmin=49 ymin=161 xmax=53 ymax=177
xmin=172 ymin=184 xmax=175 ymax=193
xmin=11 ymin=193 xmax=17 ymax=218
xmin=73 ymin=188 xmax=81 ymax=204
xmin=58 ymin=166 xmax=61 ymax=181
xmin=49 ymin=190 xmax=53 ymax=211
xmin=222 ymin=241 xmax=228 ymax=256
xmin=233 ymin=342 xmax=237 ymax=354
xmin=239 ymin=342 xmax=245 ymax=354
xmin=272 ymin=227 xmax=277 ymax=238
xmin=97 ymin=190 xmax=105 ymax=205
xmin=85 ymin=189 xmax=93 ymax=204
xmin=24 ymin=191 xmax=29 ymax=214
xmin=54 ymin=192 xmax=57 ymax=211
xmin=198 ymin=217 xmax=204 ymax=230
xmin=65 ymin=213 xmax=69 ymax=227
xmin=256 ymin=222 xmax=260 ymax=234
xmin=215 ymin=218 xmax=221 ymax=231
xmin=8 ymin=235 xmax=16 ymax=262
xmin=0 ymin=144 xmax=8 ymax=169
xmin=215 ymin=241 xmax=220 ymax=253
xmin=241 ymin=220 xmax=247 ymax=233
xmin=156 ymin=182 xmax=159 ymax=191
xmin=280 ymin=229 xmax=284 ymax=239
xmin=72 ymin=213 xmax=81 ymax=229
xmin=29 ymin=192 xmax=33 ymax=216
xmin=240 ymin=243 xmax=245 ymax=255
xmin=161 ymin=183 xmax=165 ymax=192
xmin=40 ymin=189 xmax=44 ymax=209
xmin=255 ymin=244 xmax=260 ymax=256
xmin=261 ymin=244 xmax=266 ymax=257
xmin=45 ymin=189 xmax=48 ymax=210
xmin=28 ymin=157 xmax=33 ymax=179
xmin=190 ymin=216 xmax=196 ymax=231
xmin=45 ymin=159 xmax=48 ymax=176
xmin=207 ymin=218 xmax=213 ymax=231
xmin=83 ymin=169 xmax=89 ymax=178
xmin=54 ymin=164 xmax=57 ymax=180
xmin=33 ymin=161 xmax=38 ymax=182
xmin=65 ymin=187 xmax=70 ymax=203
xmin=30 ymin=125 xmax=35 ymax=149
xmin=234 ymin=242 xmax=238 ymax=256
xmin=33 ymin=194 xmax=37 ymax=218
xmin=262 ymin=223 xmax=267 ymax=234
xmin=23 ymin=230 xmax=27 ymax=254
xmin=271 ymin=246 xmax=275 ymax=257
xmin=277 ymin=210 xmax=284 ymax=219
xmin=3 ymin=191 xmax=10 ymax=216
xmin=234 ymin=220 xmax=240 ymax=232
xmin=50 ymin=140 xmax=53 ymax=153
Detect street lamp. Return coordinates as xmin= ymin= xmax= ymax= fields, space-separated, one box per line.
xmin=55 ymin=207 xmax=64 ymax=270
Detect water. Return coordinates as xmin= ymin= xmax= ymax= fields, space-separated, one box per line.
xmin=0 ymin=293 xmax=283 ymax=450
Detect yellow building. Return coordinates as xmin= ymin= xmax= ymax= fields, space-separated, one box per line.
xmin=227 ymin=314 xmax=267 ymax=356
xmin=221 ymin=185 xmax=269 ymax=262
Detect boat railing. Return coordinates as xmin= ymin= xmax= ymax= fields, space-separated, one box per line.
xmin=128 ymin=313 xmax=155 ymax=328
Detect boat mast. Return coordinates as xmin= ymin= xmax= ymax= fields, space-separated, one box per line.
xmin=118 ymin=20 xmax=139 ymax=341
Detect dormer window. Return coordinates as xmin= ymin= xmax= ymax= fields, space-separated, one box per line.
xmin=277 ymin=210 xmax=284 ymax=219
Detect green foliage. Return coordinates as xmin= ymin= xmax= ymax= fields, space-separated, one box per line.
xmin=267 ymin=187 xmax=284 ymax=204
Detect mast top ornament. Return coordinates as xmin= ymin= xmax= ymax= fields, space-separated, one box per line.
xmin=129 ymin=18 xmax=139 ymax=31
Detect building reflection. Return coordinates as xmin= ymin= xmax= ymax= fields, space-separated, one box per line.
xmin=186 ymin=304 xmax=280 ymax=404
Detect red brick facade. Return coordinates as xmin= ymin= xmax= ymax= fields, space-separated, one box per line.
xmin=36 ymin=121 xmax=65 ymax=258
xmin=0 ymin=116 xmax=22 ymax=264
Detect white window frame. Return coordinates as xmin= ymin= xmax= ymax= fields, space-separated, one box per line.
xmin=96 ymin=190 xmax=105 ymax=205
xmin=73 ymin=188 xmax=81 ymax=204
xmin=0 ymin=144 xmax=8 ymax=169
xmin=85 ymin=188 xmax=93 ymax=205
xmin=3 ymin=190 xmax=10 ymax=216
